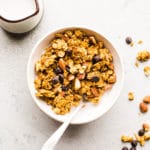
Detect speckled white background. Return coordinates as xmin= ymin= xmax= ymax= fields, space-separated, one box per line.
xmin=0 ymin=0 xmax=150 ymax=150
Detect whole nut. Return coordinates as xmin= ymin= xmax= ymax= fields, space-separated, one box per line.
xmin=143 ymin=123 xmax=150 ymax=132
xmin=139 ymin=102 xmax=148 ymax=113
xmin=74 ymin=78 xmax=81 ymax=90
xmin=143 ymin=96 xmax=150 ymax=104
xmin=58 ymin=58 xmax=66 ymax=70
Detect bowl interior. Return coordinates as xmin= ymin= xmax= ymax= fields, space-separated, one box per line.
xmin=27 ymin=27 xmax=124 ymax=124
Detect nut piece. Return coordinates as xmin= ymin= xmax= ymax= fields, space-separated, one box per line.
xmin=143 ymin=123 xmax=150 ymax=132
xmin=128 ymin=92 xmax=134 ymax=101
xmin=143 ymin=95 xmax=150 ymax=104
xmin=68 ymin=74 xmax=75 ymax=81
xmin=144 ymin=66 xmax=150 ymax=76
xmin=74 ymin=78 xmax=81 ymax=90
xmin=58 ymin=58 xmax=66 ymax=70
xmin=121 ymin=135 xmax=133 ymax=142
xmin=91 ymin=88 xmax=99 ymax=97
xmin=139 ymin=102 xmax=148 ymax=113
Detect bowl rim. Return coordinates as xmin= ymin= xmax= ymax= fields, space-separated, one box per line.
xmin=27 ymin=26 xmax=125 ymax=125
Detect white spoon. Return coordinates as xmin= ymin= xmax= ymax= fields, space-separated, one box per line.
xmin=41 ymin=104 xmax=84 ymax=150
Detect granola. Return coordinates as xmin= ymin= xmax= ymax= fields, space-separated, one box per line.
xmin=34 ymin=29 xmax=116 ymax=115
xmin=136 ymin=50 xmax=150 ymax=62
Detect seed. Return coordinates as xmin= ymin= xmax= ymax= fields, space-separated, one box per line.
xmin=54 ymin=67 xmax=63 ymax=74
xmin=52 ymin=76 xmax=59 ymax=84
xmin=92 ymin=55 xmax=100 ymax=64
xmin=59 ymin=74 xmax=64 ymax=83
xmin=65 ymin=50 xmax=72 ymax=56
xmin=130 ymin=147 xmax=136 ymax=150
xmin=138 ymin=129 xmax=145 ymax=136
xmin=91 ymin=76 xmax=100 ymax=82
xmin=61 ymin=85 xmax=68 ymax=91
xmin=125 ymin=37 xmax=132 ymax=44
xmin=131 ymin=140 xmax=138 ymax=147
xmin=122 ymin=147 xmax=129 ymax=150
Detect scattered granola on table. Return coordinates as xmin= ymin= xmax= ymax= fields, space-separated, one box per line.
xmin=143 ymin=66 xmax=150 ymax=76
xmin=136 ymin=50 xmax=150 ymax=62
xmin=128 ymin=92 xmax=134 ymax=101
xmin=34 ymin=29 xmax=116 ymax=115
xmin=121 ymin=123 xmax=150 ymax=150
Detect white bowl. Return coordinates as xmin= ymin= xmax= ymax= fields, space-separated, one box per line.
xmin=0 ymin=0 xmax=43 ymax=33
xmin=27 ymin=27 xmax=124 ymax=125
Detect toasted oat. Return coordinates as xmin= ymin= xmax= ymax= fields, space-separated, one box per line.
xmin=138 ymin=40 xmax=143 ymax=44
xmin=34 ymin=29 xmax=116 ymax=114
xmin=121 ymin=135 xmax=133 ymax=142
xmin=128 ymin=92 xmax=134 ymax=101
xmin=144 ymin=66 xmax=150 ymax=76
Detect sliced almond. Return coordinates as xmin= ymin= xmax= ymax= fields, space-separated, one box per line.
xmin=143 ymin=95 xmax=150 ymax=104
xmin=58 ymin=58 xmax=66 ymax=70
xmin=91 ymin=88 xmax=99 ymax=97
xmin=78 ymin=73 xmax=85 ymax=80
xmin=68 ymin=74 xmax=75 ymax=81
xmin=104 ymin=84 xmax=112 ymax=91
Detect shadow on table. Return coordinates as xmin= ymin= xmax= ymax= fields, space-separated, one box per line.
xmin=1 ymin=28 xmax=30 ymax=39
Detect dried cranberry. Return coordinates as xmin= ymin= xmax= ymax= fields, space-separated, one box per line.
xmin=54 ymin=67 xmax=63 ymax=74
xmin=92 ymin=55 xmax=100 ymax=64
xmin=91 ymin=76 xmax=100 ymax=82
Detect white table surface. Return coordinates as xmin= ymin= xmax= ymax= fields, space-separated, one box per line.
xmin=0 ymin=0 xmax=150 ymax=150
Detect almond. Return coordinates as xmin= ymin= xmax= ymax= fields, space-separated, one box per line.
xmin=91 ymin=88 xmax=99 ymax=97
xmin=78 ymin=73 xmax=85 ymax=80
xmin=58 ymin=58 xmax=66 ymax=70
xmin=143 ymin=96 xmax=150 ymax=104
xmin=68 ymin=74 xmax=75 ymax=81
xmin=139 ymin=102 xmax=148 ymax=113
xmin=143 ymin=123 xmax=150 ymax=132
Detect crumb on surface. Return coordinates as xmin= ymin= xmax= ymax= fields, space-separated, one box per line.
xmin=138 ymin=40 xmax=143 ymax=44
xmin=143 ymin=66 xmax=150 ymax=76
xmin=128 ymin=92 xmax=134 ymax=101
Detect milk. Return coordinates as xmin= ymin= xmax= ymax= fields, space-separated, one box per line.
xmin=0 ymin=0 xmax=36 ymax=20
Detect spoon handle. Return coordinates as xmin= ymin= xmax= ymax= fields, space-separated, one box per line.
xmin=41 ymin=104 xmax=83 ymax=150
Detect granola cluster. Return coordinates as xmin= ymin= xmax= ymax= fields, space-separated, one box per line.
xmin=136 ymin=50 xmax=150 ymax=62
xmin=34 ymin=29 xmax=116 ymax=115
